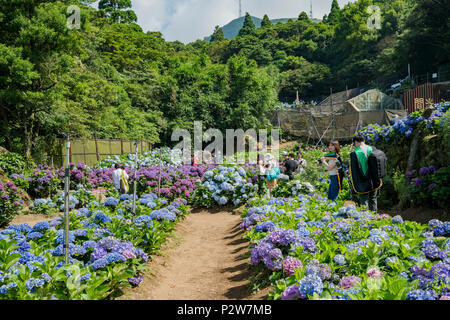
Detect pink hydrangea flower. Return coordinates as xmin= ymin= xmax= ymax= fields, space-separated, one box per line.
xmin=339 ymin=276 xmax=362 ymax=289
xmin=367 ymin=267 xmax=384 ymax=279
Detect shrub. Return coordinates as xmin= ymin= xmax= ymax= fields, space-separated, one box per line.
xmin=0 ymin=181 xmax=22 ymax=227
xmin=0 ymin=152 xmax=27 ymax=176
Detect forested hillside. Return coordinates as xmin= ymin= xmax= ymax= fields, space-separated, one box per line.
xmin=203 ymin=15 xmax=322 ymax=41
xmin=0 ymin=0 xmax=448 ymax=162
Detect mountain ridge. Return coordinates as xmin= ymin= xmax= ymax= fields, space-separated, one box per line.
xmin=204 ymin=15 xmax=321 ymax=41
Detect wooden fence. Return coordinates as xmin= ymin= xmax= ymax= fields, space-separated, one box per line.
xmin=49 ymin=138 xmax=152 ymax=167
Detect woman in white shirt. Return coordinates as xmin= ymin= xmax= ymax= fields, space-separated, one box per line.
xmin=112 ymin=163 xmax=129 ymax=193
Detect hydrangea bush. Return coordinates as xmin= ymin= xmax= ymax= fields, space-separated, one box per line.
xmin=0 ymin=182 xmax=22 ymax=227
xmin=193 ymin=166 xmax=264 ymax=208
xmin=405 ymin=166 xmax=450 ymax=209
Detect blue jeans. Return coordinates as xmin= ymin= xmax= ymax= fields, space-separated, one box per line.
xmin=328 ymin=175 xmax=339 ymax=201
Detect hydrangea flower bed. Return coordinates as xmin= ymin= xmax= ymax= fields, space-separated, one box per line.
xmin=405 ymin=166 xmax=450 ymax=209
xmin=271 ymin=180 xmax=315 ymax=198
xmin=240 ymin=195 xmax=449 ymax=300
xmin=192 ymin=166 xmax=265 ymax=207
xmin=0 ymin=193 xmax=189 ymax=300
xmin=97 ymin=148 xmax=184 ymax=169
xmin=358 ymin=102 xmax=449 ymax=143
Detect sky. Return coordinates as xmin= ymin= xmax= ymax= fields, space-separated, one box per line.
xmin=92 ymin=0 xmax=355 ymax=43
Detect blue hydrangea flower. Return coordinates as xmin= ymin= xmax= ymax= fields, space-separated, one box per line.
xmin=391 ymin=215 xmax=404 ymax=224
xmin=82 ymin=240 xmax=97 ymax=249
xmin=56 ymin=230 xmax=75 ymax=245
xmin=32 ymin=221 xmax=50 ymax=232
xmin=93 ymin=212 xmax=112 ymax=224
xmin=74 ymin=229 xmax=88 ymax=237
xmin=119 ymin=194 xmax=132 ymax=201
xmin=25 ymin=278 xmax=45 ymax=293
xmin=80 ymin=273 xmax=91 ymax=282
xmin=333 ymin=254 xmax=346 ymax=266
xmin=298 ymin=275 xmax=323 ymax=297
xmin=406 ymin=289 xmax=436 ymax=300
xmin=26 ymin=232 xmax=43 ymax=241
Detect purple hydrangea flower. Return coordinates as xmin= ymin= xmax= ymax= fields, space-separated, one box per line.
xmin=281 ymin=285 xmax=304 ymax=300
xmin=283 ymin=257 xmax=303 ymax=276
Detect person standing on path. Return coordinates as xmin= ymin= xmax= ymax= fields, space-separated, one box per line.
xmin=265 ymin=154 xmax=280 ymax=198
xmin=321 ymin=141 xmax=341 ymax=201
xmin=347 ymin=135 xmax=379 ymax=212
xmin=112 ymin=163 xmax=129 ymax=194
xmin=295 ymin=152 xmax=307 ymax=174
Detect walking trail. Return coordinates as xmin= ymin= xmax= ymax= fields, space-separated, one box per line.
xmin=117 ymin=208 xmax=271 ymax=300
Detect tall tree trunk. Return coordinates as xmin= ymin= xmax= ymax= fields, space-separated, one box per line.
xmin=23 ymin=111 xmax=35 ymax=158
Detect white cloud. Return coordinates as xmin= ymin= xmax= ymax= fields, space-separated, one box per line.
xmin=162 ymin=0 xmax=237 ymax=43
xmin=93 ymin=0 xmax=356 ymax=43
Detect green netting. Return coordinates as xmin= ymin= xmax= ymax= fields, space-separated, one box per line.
xmin=49 ymin=139 xmax=152 ymax=166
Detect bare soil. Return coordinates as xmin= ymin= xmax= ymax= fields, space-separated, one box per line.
xmin=4 ymin=212 xmax=59 ymax=229
xmin=381 ymin=206 xmax=449 ymax=224
xmin=117 ymin=208 xmax=272 ymax=300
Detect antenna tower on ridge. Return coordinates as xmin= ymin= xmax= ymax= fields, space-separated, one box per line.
xmin=310 ymin=0 xmax=313 ymax=19
xmin=239 ymin=0 xmax=242 ymax=18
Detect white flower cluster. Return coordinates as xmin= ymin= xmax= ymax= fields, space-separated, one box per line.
xmin=198 ymin=166 xmax=258 ymax=206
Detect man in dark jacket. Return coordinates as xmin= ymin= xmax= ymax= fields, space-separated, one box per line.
xmin=348 ymin=135 xmax=379 ymax=212
xmin=283 ymin=154 xmax=298 ymax=181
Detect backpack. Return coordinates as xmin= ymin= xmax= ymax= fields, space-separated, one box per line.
xmin=267 ymin=166 xmax=280 ymax=181
xmin=120 ymin=171 xmax=129 ymax=194
xmin=368 ymin=147 xmax=387 ymax=180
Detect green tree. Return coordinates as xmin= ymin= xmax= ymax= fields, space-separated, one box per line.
xmin=298 ymin=11 xmax=310 ymax=22
xmin=98 ymin=0 xmax=137 ymax=24
xmin=394 ymin=0 xmax=450 ymax=74
xmin=238 ymin=13 xmax=256 ymax=37
xmin=326 ymin=0 xmax=341 ymax=24
xmin=261 ymin=14 xmax=272 ymax=28
xmin=210 ymin=25 xmax=225 ymax=42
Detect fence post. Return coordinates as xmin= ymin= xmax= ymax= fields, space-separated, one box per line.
xmin=121 ymin=139 xmax=124 ymax=155
xmin=94 ymin=131 xmax=100 ymax=162
xmin=83 ymin=140 xmax=87 ymax=164
xmin=69 ymin=137 xmax=73 ymax=164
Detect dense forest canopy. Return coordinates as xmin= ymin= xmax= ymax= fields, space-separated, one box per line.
xmin=0 ymin=0 xmax=448 ymax=162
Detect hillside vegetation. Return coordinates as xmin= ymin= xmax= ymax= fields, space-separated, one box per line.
xmin=0 ymin=0 xmax=448 ymax=163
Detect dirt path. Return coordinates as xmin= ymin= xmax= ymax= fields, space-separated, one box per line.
xmin=118 ymin=209 xmax=271 ymax=300
xmin=1 ymin=213 xmax=58 ymax=230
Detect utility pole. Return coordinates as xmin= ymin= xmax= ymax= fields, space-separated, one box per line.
xmin=62 ymin=132 xmax=73 ymax=265
xmin=158 ymin=149 xmax=162 ymax=198
xmin=310 ymin=0 xmax=313 ymax=19
xmin=132 ymin=140 xmax=139 ymax=215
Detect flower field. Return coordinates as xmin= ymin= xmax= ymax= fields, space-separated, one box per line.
xmin=240 ymin=195 xmax=449 ymax=300
xmin=0 ymin=193 xmax=188 ymax=299
xmin=0 ymin=103 xmax=449 ymax=300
